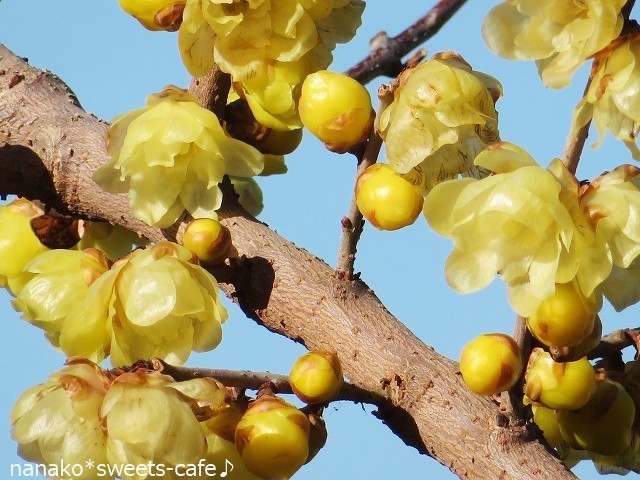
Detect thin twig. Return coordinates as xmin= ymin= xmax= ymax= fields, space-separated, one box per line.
xmin=335 ymin=82 xmax=396 ymax=280
xmin=588 ymin=327 xmax=640 ymax=360
xmin=150 ymin=358 xmax=387 ymax=406
xmin=562 ymin=78 xmax=593 ymax=175
xmin=501 ymin=315 xmax=531 ymax=424
xmin=188 ymin=65 xmax=231 ymax=121
xmin=345 ymin=0 xmax=469 ymax=84
xmin=563 ymin=0 xmax=637 ymax=174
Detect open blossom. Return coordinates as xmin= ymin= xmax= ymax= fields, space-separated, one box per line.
xmin=423 ymin=142 xmax=640 ymax=316
xmin=11 ymin=359 xmax=110 ymax=479
xmin=582 ymin=165 xmax=640 ymax=310
xmin=574 ymin=34 xmax=640 ymax=159
xmin=12 ymin=242 xmax=227 ymax=366
xmin=102 ymin=371 xmax=210 ymax=478
xmin=178 ymin=0 xmax=364 ymax=129
xmin=379 ymin=52 xmax=501 ymax=192
xmin=482 ymin=0 xmax=626 ymax=88
xmin=13 ymin=249 xmax=110 ymax=352
xmin=93 ymin=86 xmax=264 ymax=228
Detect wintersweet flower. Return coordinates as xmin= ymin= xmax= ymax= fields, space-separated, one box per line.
xmin=93 ymin=86 xmax=264 ymax=228
xmin=77 ymin=222 xmax=147 ymax=261
xmin=98 ymin=242 xmax=227 ymax=366
xmin=101 ymin=370 xmax=207 ymax=477
xmin=482 ymin=0 xmax=626 ymax=88
xmin=573 ymin=34 xmax=640 ymax=159
xmin=11 ymin=359 xmax=110 ymax=477
xmin=379 ymin=52 xmax=501 ymax=191
xmin=13 ymin=249 xmax=110 ymax=352
xmin=583 ymin=165 xmax=640 ymax=310
xmin=0 ymin=198 xmax=48 ymax=294
xmin=178 ymin=0 xmax=364 ymax=129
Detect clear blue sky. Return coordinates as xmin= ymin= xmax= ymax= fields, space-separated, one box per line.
xmin=0 ymin=1 xmax=637 ymax=479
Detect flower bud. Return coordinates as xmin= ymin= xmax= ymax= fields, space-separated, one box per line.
xmin=558 ymin=379 xmax=635 ymax=455
xmin=524 ymin=348 xmax=596 ymax=411
xmin=289 ymin=350 xmax=343 ymax=404
xmin=459 ymin=333 xmax=522 ymax=396
xmin=356 ymin=164 xmax=424 ymax=231
xmin=235 ymin=394 xmax=310 ymax=479
xmin=182 ymin=218 xmax=232 ymax=266
xmin=527 ymin=282 xmax=597 ymax=348
xmin=299 ymin=70 xmax=373 ymax=153
xmin=118 ymin=0 xmax=185 ymax=31
xmin=550 ymin=315 xmax=602 ymax=363
xmin=0 ymin=198 xmax=47 ymax=294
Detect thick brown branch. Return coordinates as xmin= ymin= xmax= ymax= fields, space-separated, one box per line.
xmin=345 ymin=0 xmax=468 ymax=84
xmin=0 ymin=45 xmax=577 ymax=480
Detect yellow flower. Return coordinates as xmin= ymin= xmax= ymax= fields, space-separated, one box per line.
xmin=574 ymin=34 xmax=640 ymax=159
xmin=379 ymin=52 xmax=501 ymax=191
xmin=13 ymin=249 xmax=110 ymax=356
xmin=93 ymin=86 xmax=264 ymax=228
xmin=583 ymin=165 xmax=640 ymax=310
xmin=101 ymin=370 xmax=207 ymax=478
xmin=482 ymin=0 xmax=625 ymax=88
xmin=0 ymin=198 xmax=47 ymax=294
xmin=77 ymin=222 xmax=147 ymax=261
xmin=11 ymin=359 xmax=110 ymax=477
xmin=424 ymin=142 xmax=599 ymax=317
xmin=98 ymin=242 xmax=227 ymax=366
xmin=200 ymin=402 xmax=262 ymax=480
xmin=178 ymin=0 xmax=364 ymax=129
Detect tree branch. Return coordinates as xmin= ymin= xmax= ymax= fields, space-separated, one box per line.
xmin=0 ymin=44 xmax=578 ymax=480
xmin=345 ymin=0 xmax=468 ymax=84
xmin=589 ymin=327 xmax=640 ymax=360
xmin=149 ymin=357 xmax=386 ymax=405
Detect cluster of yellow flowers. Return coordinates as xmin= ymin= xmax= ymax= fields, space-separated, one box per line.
xmin=11 ymin=359 xmax=261 ymax=480
xmin=424 ymin=142 xmax=640 ymax=317
xmin=178 ymin=0 xmax=365 ymax=130
xmin=379 ymin=52 xmax=502 ymax=193
xmin=94 ymin=86 xmax=264 ymax=228
xmin=0 ymin=199 xmax=228 ymax=367
xmin=483 ymin=0 xmax=626 ymax=88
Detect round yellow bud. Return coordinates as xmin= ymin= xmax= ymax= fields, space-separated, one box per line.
xmin=182 ymin=218 xmax=232 ymax=266
xmin=118 ymin=0 xmax=185 ymax=31
xmin=524 ymin=348 xmax=596 ymax=411
xmin=459 ymin=333 xmax=522 ymax=396
xmin=527 ymin=283 xmax=597 ymax=348
xmin=289 ymin=350 xmax=343 ymax=404
xmin=355 ymin=164 xmax=424 ymax=231
xmin=236 ymin=394 xmax=310 ymax=479
xmin=558 ymin=379 xmax=635 ymax=455
xmin=550 ymin=315 xmax=602 ymax=363
xmin=299 ymin=70 xmax=373 ymax=153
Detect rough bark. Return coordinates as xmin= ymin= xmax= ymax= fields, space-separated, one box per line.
xmin=0 ymin=44 xmax=577 ymax=479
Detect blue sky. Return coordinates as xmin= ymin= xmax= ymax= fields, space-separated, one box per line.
xmin=0 ymin=1 xmax=638 ymax=479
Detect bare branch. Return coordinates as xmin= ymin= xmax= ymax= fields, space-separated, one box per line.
xmin=345 ymin=0 xmax=469 ymax=84
xmin=589 ymin=327 xmax=640 ymax=360
xmin=150 ymin=358 xmax=387 ymax=405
